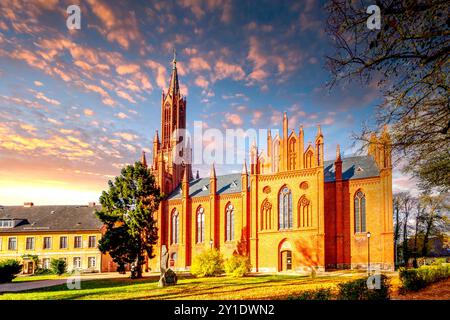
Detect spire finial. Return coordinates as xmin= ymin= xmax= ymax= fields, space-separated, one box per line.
xmin=210 ymin=162 xmax=216 ymax=178
xmin=242 ymin=159 xmax=248 ymax=174
xmin=336 ymin=144 xmax=341 ymax=161
xmin=172 ymin=48 xmax=177 ymax=69
xmin=141 ymin=150 xmax=147 ymax=167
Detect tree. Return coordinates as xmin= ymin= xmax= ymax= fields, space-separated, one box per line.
xmin=96 ymin=161 xmax=162 ymax=278
xmin=326 ymin=0 xmax=450 ymax=191
xmin=419 ymin=194 xmax=449 ymax=256
xmin=50 ymin=258 xmax=67 ymax=276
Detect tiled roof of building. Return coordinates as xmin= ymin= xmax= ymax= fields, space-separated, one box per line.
xmin=0 ymin=205 xmax=103 ymax=233
xmin=168 ymin=155 xmax=380 ymax=199
xmin=167 ymin=173 xmax=245 ymax=200
xmin=324 ymin=155 xmax=380 ymax=182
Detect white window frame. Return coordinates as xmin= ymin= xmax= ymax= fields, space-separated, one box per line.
xmin=88 ymin=236 xmax=97 ymax=248
xmin=42 ymin=258 xmax=50 ymax=269
xmin=88 ymin=256 xmax=96 ymax=268
xmin=60 ymin=236 xmax=68 ymax=249
xmin=74 ymin=236 xmax=82 ymax=249
xmin=73 ymin=257 xmax=81 ymax=269
xmin=8 ymin=237 xmax=17 ymax=251
xmin=43 ymin=237 xmax=52 ymax=250
xmin=25 ymin=237 xmax=35 ymax=250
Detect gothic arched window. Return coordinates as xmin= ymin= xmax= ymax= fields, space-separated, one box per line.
xmin=164 ymin=103 xmax=171 ymax=147
xmin=196 ymin=206 xmax=205 ymax=243
xmin=171 ymin=209 xmax=179 ymax=244
xmin=289 ymin=138 xmax=297 ymax=170
xmin=261 ymin=199 xmax=272 ymax=230
xmin=298 ymin=196 xmax=311 ymax=227
xmin=305 ymin=150 xmax=313 ymax=168
xmin=225 ymin=203 xmax=234 ymax=241
xmin=354 ymin=190 xmax=366 ymax=233
xmin=272 ymin=138 xmax=280 ymax=173
xmin=278 ymin=186 xmax=293 ymax=230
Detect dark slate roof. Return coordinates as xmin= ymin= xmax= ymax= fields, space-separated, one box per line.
xmin=0 ymin=205 xmax=103 ymax=233
xmin=167 ymin=173 xmax=245 ymax=200
xmin=324 ymin=155 xmax=380 ymax=182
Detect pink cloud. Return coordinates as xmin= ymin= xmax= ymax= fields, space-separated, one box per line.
xmin=194 ymin=76 xmax=209 ymax=89
xmin=116 ymin=64 xmax=140 ymax=75
xmin=214 ymin=60 xmax=245 ymax=81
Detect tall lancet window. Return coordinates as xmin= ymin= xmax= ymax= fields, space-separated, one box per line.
xmin=278 ymin=186 xmax=293 ymax=230
xmin=163 ymin=103 xmax=171 ymax=147
xmin=171 ymin=209 xmax=179 ymax=244
xmin=196 ymin=207 xmax=205 ymax=243
xmin=289 ymin=138 xmax=297 ymax=170
xmin=354 ymin=191 xmax=366 ymax=233
xmin=225 ymin=203 xmax=235 ymax=241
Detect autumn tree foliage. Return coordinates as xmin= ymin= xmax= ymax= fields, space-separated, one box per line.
xmin=326 ymin=0 xmax=449 ymax=191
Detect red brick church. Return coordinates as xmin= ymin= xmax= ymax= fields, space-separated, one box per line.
xmin=144 ymin=54 xmax=394 ymax=272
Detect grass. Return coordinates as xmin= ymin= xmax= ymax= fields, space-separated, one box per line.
xmin=13 ymin=274 xmax=69 ymax=283
xmin=1 ymin=273 xmax=368 ymax=300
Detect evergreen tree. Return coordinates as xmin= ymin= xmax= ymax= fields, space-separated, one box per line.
xmin=96 ymin=161 xmax=162 ymax=278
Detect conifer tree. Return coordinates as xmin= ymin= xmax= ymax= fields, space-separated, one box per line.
xmin=96 ymin=161 xmax=162 ymax=278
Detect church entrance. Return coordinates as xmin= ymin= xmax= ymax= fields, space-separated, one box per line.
xmin=280 ymin=250 xmax=292 ymax=271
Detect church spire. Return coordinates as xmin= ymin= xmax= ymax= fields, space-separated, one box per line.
xmin=168 ymin=48 xmax=179 ymax=95
xmin=141 ymin=150 xmax=147 ymax=168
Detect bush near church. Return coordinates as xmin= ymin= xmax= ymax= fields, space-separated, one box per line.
xmin=399 ymin=263 xmax=450 ymax=292
xmin=190 ymin=249 xmax=224 ymax=277
xmin=224 ymin=255 xmax=251 ymax=277
xmin=50 ymin=258 xmax=67 ymax=276
xmin=0 ymin=259 xmax=22 ymax=283
xmin=337 ymin=274 xmax=391 ymax=300
xmin=288 ymin=288 xmax=334 ymax=300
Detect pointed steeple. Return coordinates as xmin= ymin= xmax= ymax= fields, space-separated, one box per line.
xmin=242 ymin=160 xmax=248 ymax=174
xmin=183 ymin=165 xmax=189 ymax=182
xmin=141 ymin=151 xmax=147 ymax=167
xmin=153 ymin=130 xmax=160 ymax=144
xmin=168 ymin=48 xmax=179 ymax=95
xmin=335 ymin=144 xmax=342 ymax=181
xmin=335 ymin=144 xmax=342 ymax=162
xmin=316 ymin=124 xmax=323 ymax=138
xmin=210 ymin=162 xmax=216 ymax=178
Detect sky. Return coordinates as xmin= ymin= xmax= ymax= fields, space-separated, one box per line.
xmin=0 ymin=0 xmax=416 ymax=205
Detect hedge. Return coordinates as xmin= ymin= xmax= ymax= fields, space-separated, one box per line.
xmin=337 ymin=274 xmax=391 ymax=300
xmin=0 ymin=259 xmax=22 ymax=283
xmin=399 ymin=264 xmax=450 ymax=292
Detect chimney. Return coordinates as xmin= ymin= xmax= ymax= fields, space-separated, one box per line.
xmin=24 ymin=202 xmax=34 ymax=207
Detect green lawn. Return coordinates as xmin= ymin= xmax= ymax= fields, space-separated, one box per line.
xmin=1 ymin=273 xmax=367 ymax=300
xmin=13 ymin=274 xmax=69 ymax=283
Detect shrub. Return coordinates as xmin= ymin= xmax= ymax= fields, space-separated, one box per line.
xmin=337 ymin=274 xmax=390 ymax=300
xmin=399 ymin=264 xmax=450 ymax=292
xmin=190 ymin=249 xmax=224 ymax=277
xmin=224 ymin=255 xmax=251 ymax=277
xmin=431 ymin=258 xmax=447 ymax=266
xmin=0 ymin=259 xmax=23 ymax=283
xmin=50 ymin=258 xmax=67 ymax=276
xmin=288 ymin=288 xmax=333 ymax=300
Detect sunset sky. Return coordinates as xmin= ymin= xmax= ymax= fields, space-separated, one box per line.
xmin=0 ymin=0 xmax=416 ymax=205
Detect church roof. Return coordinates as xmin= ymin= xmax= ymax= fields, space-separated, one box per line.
xmin=324 ymin=155 xmax=380 ymax=182
xmin=0 ymin=205 xmax=103 ymax=233
xmin=167 ymin=173 xmax=245 ymax=200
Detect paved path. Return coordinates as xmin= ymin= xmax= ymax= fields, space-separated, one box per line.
xmin=0 ymin=273 xmax=130 ymax=293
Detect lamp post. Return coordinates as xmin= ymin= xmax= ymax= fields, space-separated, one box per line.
xmin=209 ymin=239 xmax=213 ymax=249
xmin=367 ymin=231 xmax=371 ymax=275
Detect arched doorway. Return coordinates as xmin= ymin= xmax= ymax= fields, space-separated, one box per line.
xmin=280 ymin=250 xmax=292 ymax=271
xmin=170 ymin=252 xmax=177 ymax=268
xmin=278 ymin=239 xmax=293 ymax=272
